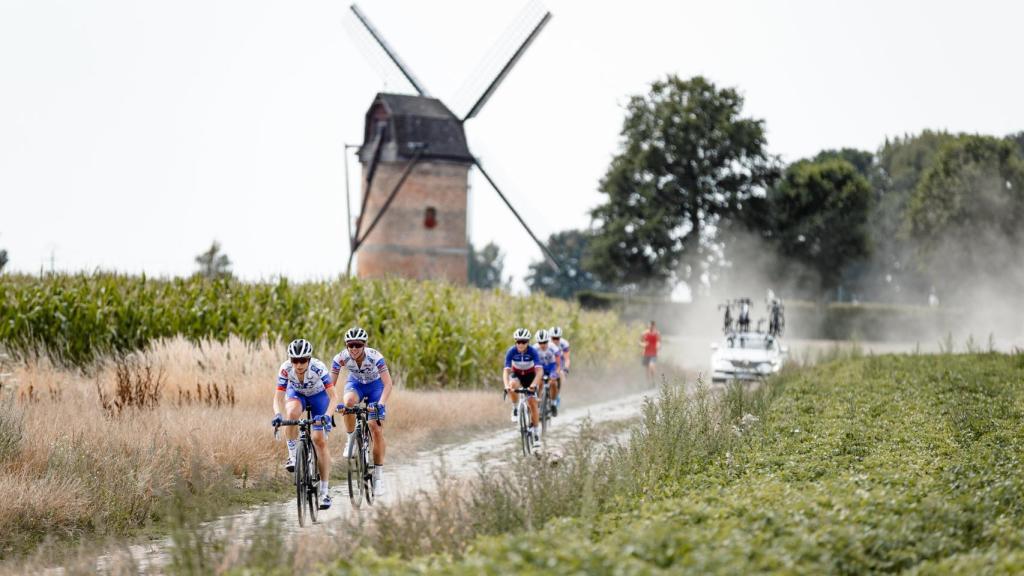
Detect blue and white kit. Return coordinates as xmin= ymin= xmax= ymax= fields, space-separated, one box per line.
xmin=331 ymin=347 xmax=389 ymax=409
xmin=276 ymin=358 xmax=333 ymax=429
xmin=536 ymin=344 xmax=562 ymax=378
xmin=505 ymin=345 xmax=542 ymax=383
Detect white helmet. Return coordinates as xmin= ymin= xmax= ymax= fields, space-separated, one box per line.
xmin=550 ymin=326 xmax=563 ymax=338
xmin=535 ymin=329 xmax=550 ymax=343
xmin=513 ymin=328 xmax=531 ymax=341
xmin=287 ymin=338 xmax=313 ymax=359
xmin=344 ymin=326 xmax=369 ymax=343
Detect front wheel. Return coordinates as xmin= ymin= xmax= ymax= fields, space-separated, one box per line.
xmin=540 ymin=389 xmax=550 ymax=439
xmin=519 ymin=403 xmax=532 ymax=456
xmin=295 ymin=441 xmax=309 ymax=527
xmin=347 ymin=434 xmax=363 ymax=509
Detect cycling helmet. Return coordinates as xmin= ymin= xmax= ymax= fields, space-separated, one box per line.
xmin=550 ymin=326 xmax=563 ymax=338
xmin=344 ymin=326 xmax=369 ymax=343
xmin=513 ymin=328 xmax=531 ymax=341
xmin=535 ymin=329 xmax=550 ymax=343
xmin=287 ymin=338 xmax=313 ymax=359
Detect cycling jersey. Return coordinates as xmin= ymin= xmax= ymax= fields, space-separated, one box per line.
xmin=536 ymin=344 xmax=561 ymax=377
xmin=276 ymin=358 xmax=333 ymax=396
xmin=505 ymin=345 xmax=542 ymax=378
xmin=557 ymin=338 xmax=570 ymax=353
xmin=331 ymin=347 xmax=389 ymax=385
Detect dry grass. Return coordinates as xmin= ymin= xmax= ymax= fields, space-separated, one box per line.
xmin=0 ymin=337 xmax=508 ymax=558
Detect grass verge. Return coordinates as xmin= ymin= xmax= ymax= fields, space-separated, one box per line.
xmin=159 ymin=351 xmax=1024 ymax=574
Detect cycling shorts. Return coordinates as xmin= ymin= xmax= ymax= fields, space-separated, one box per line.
xmin=285 ymin=388 xmax=331 ymax=431
xmin=344 ymin=378 xmax=385 ymax=420
xmin=510 ymin=373 xmax=537 ymax=396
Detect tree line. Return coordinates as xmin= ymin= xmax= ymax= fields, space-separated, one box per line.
xmin=505 ymin=74 xmax=1024 ymax=304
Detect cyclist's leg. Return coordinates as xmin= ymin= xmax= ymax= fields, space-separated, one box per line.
xmin=527 ymin=393 xmax=539 ymax=428
xmin=283 ymin=392 xmax=304 ymax=441
xmin=549 ymin=376 xmax=559 ymax=402
xmin=308 ymin=390 xmax=331 ymax=481
xmin=509 ymin=376 xmax=521 ymax=419
xmin=364 ymin=379 xmax=386 ymax=466
xmin=342 ymin=383 xmax=361 ymax=434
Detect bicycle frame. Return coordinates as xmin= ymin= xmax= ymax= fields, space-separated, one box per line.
xmin=274 ymin=406 xmax=323 ymax=526
xmin=340 ymin=400 xmax=378 ymax=507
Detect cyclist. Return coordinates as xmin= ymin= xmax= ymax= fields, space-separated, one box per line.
xmin=271 ymin=338 xmax=338 ymax=510
xmin=550 ymin=326 xmax=571 ymax=376
xmin=331 ymin=326 xmax=393 ymax=497
xmin=503 ymin=328 xmax=543 ymax=443
xmin=640 ymin=320 xmax=661 ymax=384
xmin=534 ymin=329 xmax=563 ymax=416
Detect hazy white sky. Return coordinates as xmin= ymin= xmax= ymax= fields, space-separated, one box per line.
xmin=2 ymin=0 xmax=1023 ymax=288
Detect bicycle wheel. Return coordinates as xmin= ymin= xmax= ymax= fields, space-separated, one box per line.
xmin=540 ymin=389 xmax=550 ymax=440
xmin=362 ymin=429 xmax=375 ymax=505
xmin=307 ymin=439 xmax=319 ymax=523
xmin=295 ymin=440 xmax=308 ymax=526
xmin=347 ymin=431 xmax=363 ymax=509
xmin=519 ymin=403 xmax=532 ymax=456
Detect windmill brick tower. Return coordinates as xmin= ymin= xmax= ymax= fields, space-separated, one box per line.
xmin=356 ymin=94 xmax=473 ymax=283
xmin=346 ymin=3 xmax=559 ymax=283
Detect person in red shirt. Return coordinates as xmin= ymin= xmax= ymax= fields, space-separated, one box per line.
xmin=640 ymin=320 xmax=661 ymax=384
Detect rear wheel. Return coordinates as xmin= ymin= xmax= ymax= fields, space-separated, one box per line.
xmin=307 ymin=440 xmax=319 ymax=523
xmin=362 ymin=430 xmax=375 ymax=506
xmin=295 ymin=441 xmax=308 ymax=526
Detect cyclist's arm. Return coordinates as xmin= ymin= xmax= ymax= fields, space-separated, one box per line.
xmin=326 ymin=384 xmax=339 ymax=413
xmin=530 ymin=366 xmax=542 ymax=389
xmin=273 ymin=389 xmax=286 ymax=416
xmin=503 ymin=367 xmax=512 ymax=390
xmin=380 ymin=370 xmax=394 ymax=405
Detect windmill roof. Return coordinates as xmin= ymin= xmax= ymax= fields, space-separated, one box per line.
xmin=360 ymin=93 xmax=473 ymax=163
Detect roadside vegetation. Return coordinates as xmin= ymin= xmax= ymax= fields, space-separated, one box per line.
xmin=0 ymin=274 xmax=627 ymax=386
xmin=148 ymin=350 xmax=1024 ymax=574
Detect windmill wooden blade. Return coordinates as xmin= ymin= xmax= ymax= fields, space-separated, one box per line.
xmin=349 ymin=4 xmax=431 ymax=97
xmin=461 ymin=8 xmax=551 ymax=122
xmin=473 ymin=158 xmax=561 ymax=273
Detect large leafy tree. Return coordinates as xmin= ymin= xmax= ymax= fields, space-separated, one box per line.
xmin=767 ymin=158 xmax=873 ymax=295
xmin=905 ymin=135 xmax=1024 ymax=293
xmin=0 ymin=248 xmax=7 ymax=273
xmin=526 ymin=229 xmax=603 ymax=299
xmin=467 ymin=242 xmax=507 ymax=290
xmin=195 ymin=241 xmax=232 ymax=279
xmin=587 ymin=75 xmax=775 ymax=292
xmin=869 ymin=131 xmax=960 ymax=297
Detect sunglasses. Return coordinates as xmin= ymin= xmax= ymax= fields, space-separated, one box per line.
xmin=515 ymin=340 xmax=529 ymax=345
xmin=290 ymin=357 xmax=310 ymax=365
xmin=346 ymin=342 xmax=365 ymax=349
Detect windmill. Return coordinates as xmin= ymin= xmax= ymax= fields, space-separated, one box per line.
xmin=345 ymin=2 xmax=560 ymax=283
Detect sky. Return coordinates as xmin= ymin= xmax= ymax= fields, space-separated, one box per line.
xmin=2 ymin=0 xmax=1023 ymax=290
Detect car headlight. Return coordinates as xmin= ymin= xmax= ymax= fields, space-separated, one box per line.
xmin=713 ymin=360 xmax=734 ymax=371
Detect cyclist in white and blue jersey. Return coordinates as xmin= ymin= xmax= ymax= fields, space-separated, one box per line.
xmin=503 ymin=327 xmax=543 ymax=442
xmin=271 ymin=338 xmax=338 ymax=510
xmin=535 ymin=329 xmax=563 ymax=417
xmin=330 ymin=326 xmax=394 ymax=496
xmin=551 ymin=326 xmax=571 ymax=375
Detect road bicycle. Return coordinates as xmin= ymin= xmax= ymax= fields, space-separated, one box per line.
xmin=538 ymin=375 xmax=552 ymax=440
xmin=340 ymin=400 xmax=378 ymax=508
xmin=273 ymin=408 xmax=324 ymax=526
xmin=504 ymin=385 xmax=537 ymax=456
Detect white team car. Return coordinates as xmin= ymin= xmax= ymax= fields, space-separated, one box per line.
xmin=710 ymin=331 xmax=787 ymax=384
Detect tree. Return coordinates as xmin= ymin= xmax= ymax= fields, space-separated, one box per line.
xmin=468 ymin=242 xmax=506 ymax=290
xmin=766 ymin=158 xmax=873 ymax=295
xmin=526 ymin=229 xmax=603 ymax=299
xmin=587 ymin=75 xmax=775 ymax=292
xmin=0 ymin=249 xmax=7 ymax=274
xmin=195 ymin=241 xmax=232 ymax=279
xmin=905 ymin=135 xmax=1024 ymax=293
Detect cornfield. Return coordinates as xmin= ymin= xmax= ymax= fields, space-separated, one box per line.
xmin=0 ymin=273 xmax=630 ymax=388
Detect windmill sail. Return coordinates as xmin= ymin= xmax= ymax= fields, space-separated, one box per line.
xmin=349 ymin=4 xmax=431 ymax=97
